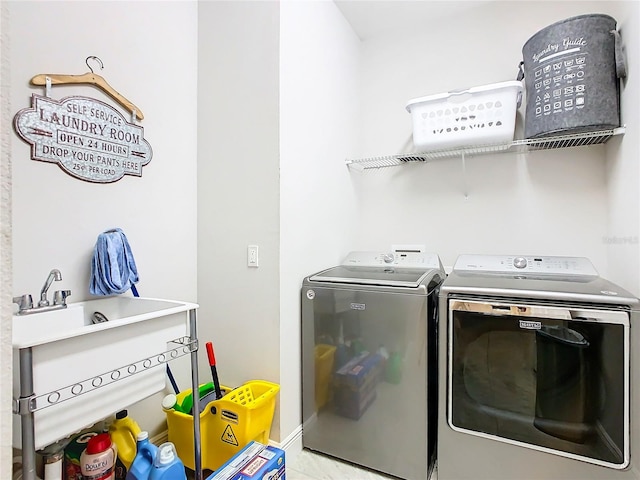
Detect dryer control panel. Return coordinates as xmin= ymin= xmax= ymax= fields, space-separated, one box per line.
xmin=453 ymin=254 xmax=599 ymax=276
xmin=342 ymin=251 xmax=442 ymax=269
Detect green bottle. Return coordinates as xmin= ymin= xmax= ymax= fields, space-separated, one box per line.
xmin=385 ymin=352 xmax=403 ymax=384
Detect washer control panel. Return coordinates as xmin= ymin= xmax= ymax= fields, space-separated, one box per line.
xmin=342 ymin=251 xmax=442 ymax=269
xmin=453 ymin=254 xmax=599 ymax=276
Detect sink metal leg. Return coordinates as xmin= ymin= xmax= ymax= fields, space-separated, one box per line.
xmin=189 ymin=309 xmax=203 ymax=480
xmin=19 ymin=347 xmax=37 ymax=480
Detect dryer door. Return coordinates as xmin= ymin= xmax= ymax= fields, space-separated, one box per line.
xmin=447 ymin=298 xmax=629 ymax=470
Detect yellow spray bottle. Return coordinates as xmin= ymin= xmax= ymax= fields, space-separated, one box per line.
xmin=108 ymin=410 xmax=142 ymax=480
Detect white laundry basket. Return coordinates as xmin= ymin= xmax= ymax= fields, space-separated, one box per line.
xmin=406 ymin=81 xmax=523 ymax=151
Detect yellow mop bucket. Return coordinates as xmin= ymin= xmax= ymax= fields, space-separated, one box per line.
xmin=314 ymin=344 xmax=336 ymax=409
xmin=166 ymin=380 xmax=279 ymax=472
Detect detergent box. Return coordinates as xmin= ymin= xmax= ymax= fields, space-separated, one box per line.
xmin=333 ymin=351 xmax=383 ymax=419
xmin=334 ymin=351 xmax=382 ymax=389
xmin=206 ymin=441 xmax=285 ymax=480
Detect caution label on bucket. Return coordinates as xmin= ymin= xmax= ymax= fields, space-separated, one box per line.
xmin=222 ymin=425 xmax=239 ymax=446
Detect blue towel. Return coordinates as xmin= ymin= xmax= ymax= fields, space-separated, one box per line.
xmin=90 ymin=228 xmax=140 ymax=296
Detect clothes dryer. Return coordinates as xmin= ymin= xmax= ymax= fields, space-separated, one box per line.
xmin=301 ymin=250 xmax=445 ymax=480
xmin=438 ymin=254 xmax=640 ymax=479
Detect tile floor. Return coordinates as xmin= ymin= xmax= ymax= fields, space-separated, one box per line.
xmin=286 ymin=449 xmax=438 ymax=480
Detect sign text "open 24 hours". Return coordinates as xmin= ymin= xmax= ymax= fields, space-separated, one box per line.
xmin=13 ymin=95 xmax=153 ymax=183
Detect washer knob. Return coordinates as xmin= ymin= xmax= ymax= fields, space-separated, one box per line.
xmin=382 ymin=253 xmax=395 ymax=264
xmin=513 ymin=257 xmax=527 ymax=269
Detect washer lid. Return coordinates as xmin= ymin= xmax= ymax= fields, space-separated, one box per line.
xmin=309 ymin=265 xmax=433 ymax=288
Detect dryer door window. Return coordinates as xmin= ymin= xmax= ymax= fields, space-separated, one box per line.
xmin=448 ymin=299 xmax=629 ymax=469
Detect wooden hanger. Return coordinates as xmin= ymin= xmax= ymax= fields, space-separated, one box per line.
xmin=30 ymin=56 xmax=144 ymax=120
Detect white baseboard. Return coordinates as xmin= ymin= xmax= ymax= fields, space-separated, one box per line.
xmin=150 ymin=430 xmax=168 ymax=446
xmin=154 ymin=424 xmax=639 ymax=478
xmin=270 ymin=424 xmax=303 ymax=459
xmin=149 ymin=424 xmax=304 ymax=461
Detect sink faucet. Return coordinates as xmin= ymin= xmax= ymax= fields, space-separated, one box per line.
xmin=13 ymin=269 xmax=71 ymax=315
xmin=39 ymin=269 xmax=62 ymax=307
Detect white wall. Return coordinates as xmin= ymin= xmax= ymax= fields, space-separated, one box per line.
xmin=196 ymin=0 xmax=359 ymax=449
xmin=1 ymin=3 xmax=14 ymax=478
xmin=605 ymin=1 xmax=640 ymax=296
xmin=349 ymin=1 xmax=637 ymax=280
xmin=8 ymin=0 xmax=198 ymax=437
xmin=279 ymin=0 xmax=360 ymax=445
xmin=197 ymin=0 xmax=282 ymax=438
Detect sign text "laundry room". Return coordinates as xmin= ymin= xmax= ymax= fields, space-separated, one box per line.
xmin=13 ymin=95 xmax=153 ymax=183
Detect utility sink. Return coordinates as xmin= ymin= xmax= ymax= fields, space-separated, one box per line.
xmin=13 ymin=296 xmax=197 ymax=348
xmin=12 ymin=296 xmax=198 ymax=450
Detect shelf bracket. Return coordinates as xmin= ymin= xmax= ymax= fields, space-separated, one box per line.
xmin=13 ymin=395 xmax=36 ymax=415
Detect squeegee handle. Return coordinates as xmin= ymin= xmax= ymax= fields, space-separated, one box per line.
xmin=206 ymin=342 xmax=217 ymax=366
xmin=206 ymin=342 xmax=223 ymax=400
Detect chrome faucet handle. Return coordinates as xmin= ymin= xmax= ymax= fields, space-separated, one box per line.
xmin=13 ymin=294 xmax=33 ymax=312
xmin=53 ymin=290 xmax=71 ymax=306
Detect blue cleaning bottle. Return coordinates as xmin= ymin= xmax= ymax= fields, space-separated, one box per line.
xmin=149 ymin=442 xmax=186 ymax=480
xmin=125 ymin=431 xmax=159 ymax=480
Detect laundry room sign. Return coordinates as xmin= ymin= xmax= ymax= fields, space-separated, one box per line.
xmin=14 ymin=94 xmax=153 ymax=183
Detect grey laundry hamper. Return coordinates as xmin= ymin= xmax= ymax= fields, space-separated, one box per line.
xmin=519 ymin=14 xmax=626 ymax=139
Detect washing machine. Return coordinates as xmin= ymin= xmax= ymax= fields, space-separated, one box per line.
xmin=438 ymin=254 xmax=640 ymax=480
xmin=301 ymin=250 xmax=445 ymax=480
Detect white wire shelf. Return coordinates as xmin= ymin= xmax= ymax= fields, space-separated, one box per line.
xmin=345 ymin=127 xmax=626 ymax=171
